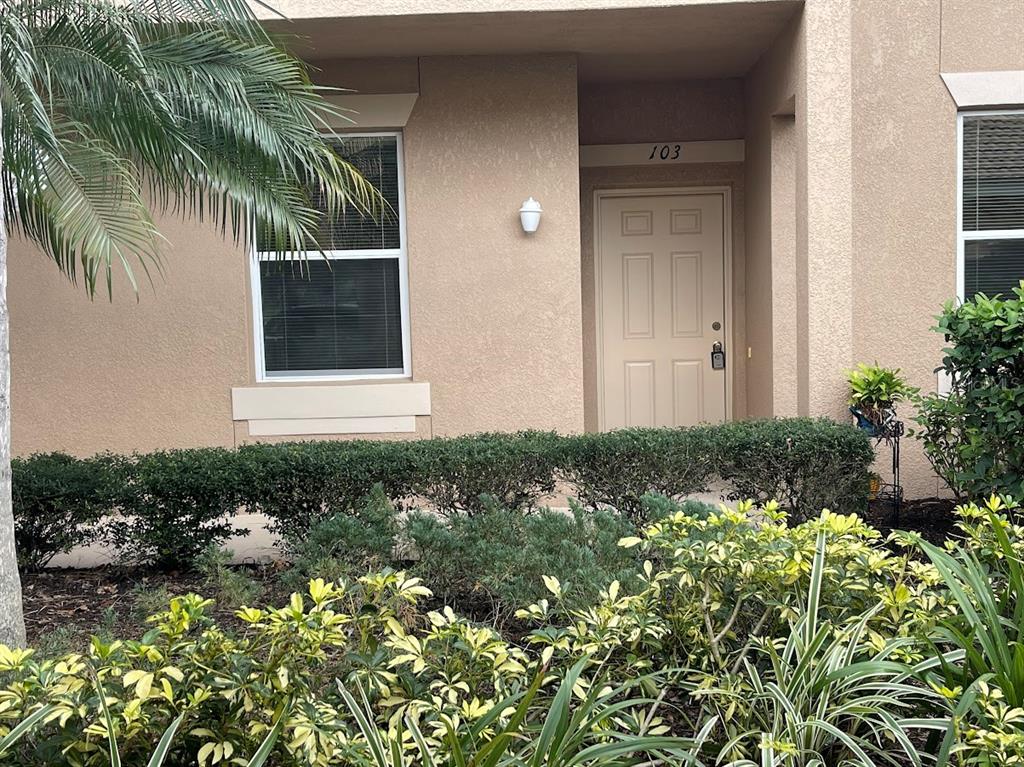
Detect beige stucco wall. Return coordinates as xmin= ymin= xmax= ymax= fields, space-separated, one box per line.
xmin=849 ymin=0 xmax=1024 ymax=497
xmin=9 ymin=53 xmax=584 ymax=456
xmin=743 ymin=14 xmax=802 ymax=419
xmin=579 ymin=79 xmax=744 ymax=145
xmin=747 ymin=0 xmax=855 ymax=425
xmin=741 ymin=0 xmax=1024 ymax=499
xmin=9 ymin=223 xmax=249 ymax=456
xmin=402 ymin=54 xmax=584 ymax=435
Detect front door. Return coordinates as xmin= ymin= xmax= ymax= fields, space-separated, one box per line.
xmin=597 ymin=191 xmax=727 ymax=429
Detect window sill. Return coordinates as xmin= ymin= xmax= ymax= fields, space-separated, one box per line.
xmin=255 ymin=372 xmax=411 ymax=384
xmin=232 ymin=381 xmax=430 ymax=436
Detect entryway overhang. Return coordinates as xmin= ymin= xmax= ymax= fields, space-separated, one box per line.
xmin=261 ymin=0 xmax=802 ymax=81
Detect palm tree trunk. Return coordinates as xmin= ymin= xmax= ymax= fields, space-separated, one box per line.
xmin=0 ymin=102 xmax=27 ymax=649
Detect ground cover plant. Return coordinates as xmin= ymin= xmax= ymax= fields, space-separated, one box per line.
xmin=4 ymin=496 xmax=1020 ymax=766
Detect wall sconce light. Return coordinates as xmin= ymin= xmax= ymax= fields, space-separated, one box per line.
xmin=519 ymin=197 xmax=542 ymax=234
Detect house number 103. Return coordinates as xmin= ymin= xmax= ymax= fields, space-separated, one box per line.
xmin=648 ymin=144 xmax=682 ymax=161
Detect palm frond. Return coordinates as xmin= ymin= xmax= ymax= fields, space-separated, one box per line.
xmin=1 ymin=0 xmax=382 ymax=297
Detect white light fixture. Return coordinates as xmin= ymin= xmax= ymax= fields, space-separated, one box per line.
xmin=519 ymin=197 xmax=542 ymax=233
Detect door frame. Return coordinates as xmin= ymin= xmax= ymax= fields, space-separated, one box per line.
xmin=593 ymin=186 xmax=734 ymax=430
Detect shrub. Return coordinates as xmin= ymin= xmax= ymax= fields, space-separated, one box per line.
xmin=105 ymin=448 xmax=248 ymax=570
xmin=14 ymin=498 xmax=1015 ymax=766
xmin=560 ymin=428 xmax=717 ymax=523
xmin=561 ymin=419 xmax=871 ymax=524
xmin=245 ymin=432 xmax=562 ymax=539
xmin=404 ymin=502 xmax=640 ymax=624
xmin=0 ymin=583 xmax=692 ymax=767
xmin=712 ymin=418 xmax=873 ymax=521
xmin=280 ymin=484 xmax=399 ymax=589
xmin=237 ymin=439 xmax=413 ymax=542
xmin=698 ymin=532 xmax=944 ymax=766
xmin=404 ymin=431 xmax=563 ymax=516
xmin=919 ymin=496 xmax=1024 ymax=763
xmin=0 ymin=573 xmax=537 ymax=767
xmin=13 ymin=419 xmax=872 ymax=562
xmin=913 ymin=285 xmax=1024 ymax=501
xmin=519 ymin=501 xmax=947 ymax=676
xmin=11 ymin=452 xmax=122 ymax=571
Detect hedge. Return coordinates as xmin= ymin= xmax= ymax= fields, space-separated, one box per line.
xmin=12 ymin=418 xmax=872 ymax=569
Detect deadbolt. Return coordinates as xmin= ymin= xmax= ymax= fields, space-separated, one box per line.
xmin=712 ymin=321 xmax=722 ymax=331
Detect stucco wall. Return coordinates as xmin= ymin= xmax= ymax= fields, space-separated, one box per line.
xmin=850 ymin=0 xmax=1024 ymax=497
xmin=9 ymin=53 xmax=584 ymax=456
xmin=743 ymin=14 xmax=802 ymax=419
xmin=402 ymin=54 xmax=584 ymax=435
xmin=578 ymin=79 xmax=744 ymax=146
xmin=9 ymin=222 xmax=249 ymax=456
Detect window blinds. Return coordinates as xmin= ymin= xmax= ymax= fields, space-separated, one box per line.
xmin=965 ymin=239 xmax=1024 ymax=300
xmin=315 ymin=135 xmax=401 ymax=251
xmin=260 ymin=258 xmax=404 ymax=376
xmin=962 ymin=113 xmax=1024 ymax=299
xmin=256 ymin=135 xmax=401 ymax=253
xmin=963 ymin=114 xmax=1024 ymax=232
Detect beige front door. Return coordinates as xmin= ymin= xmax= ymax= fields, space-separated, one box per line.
xmin=597 ymin=191 xmax=727 ymax=429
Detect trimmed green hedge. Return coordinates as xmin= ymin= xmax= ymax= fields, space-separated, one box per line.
xmin=12 ymin=418 xmax=872 ymax=569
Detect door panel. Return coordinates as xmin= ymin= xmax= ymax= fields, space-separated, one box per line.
xmin=598 ymin=193 xmax=726 ymax=430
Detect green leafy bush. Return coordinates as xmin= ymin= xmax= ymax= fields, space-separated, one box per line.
xmin=561 ymin=420 xmax=871 ymax=524
xmin=0 ymin=572 xmax=539 ymax=767
xmin=280 ymin=484 xmax=399 ymax=589
xmin=236 ymin=439 xmax=414 ymax=542
xmin=914 ymin=284 xmax=1024 ymax=501
xmin=404 ymin=431 xmax=563 ymax=516
xmin=712 ymin=418 xmax=873 ymax=521
xmin=340 ymin=657 xmax=697 ymax=767
xmin=11 ymin=452 xmax=123 ymax=571
xmin=13 ymin=419 xmax=872 ymax=564
xmin=15 ymin=498 xmax=1024 ymax=765
xmin=242 ymin=432 xmax=563 ymax=539
xmin=698 ymin=532 xmax=946 ymax=766
xmin=404 ymin=501 xmax=641 ymax=624
xmin=560 ymin=427 xmax=717 ymax=523
xmin=105 ymin=449 xmax=248 ymax=570
xmin=919 ymin=496 xmax=1024 ymax=764
xmin=519 ymin=500 xmax=947 ymax=677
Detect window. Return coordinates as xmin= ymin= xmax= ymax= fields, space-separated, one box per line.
xmin=959 ymin=111 xmax=1024 ymax=300
xmin=252 ymin=133 xmax=410 ymax=381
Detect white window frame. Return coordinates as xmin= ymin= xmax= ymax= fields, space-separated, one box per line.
xmin=956 ymin=108 xmax=1024 ymax=300
xmin=250 ymin=131 xmax=411 ymax=383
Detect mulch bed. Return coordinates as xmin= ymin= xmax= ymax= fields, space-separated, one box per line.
xmin=21 ymin=566 xmax=280 ymax=651
xmin=864 ymin=496 xmax=958 ymax=547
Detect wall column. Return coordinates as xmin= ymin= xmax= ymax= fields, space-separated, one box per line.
xmin=801 ymin=0 xmax=854 ymax=418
